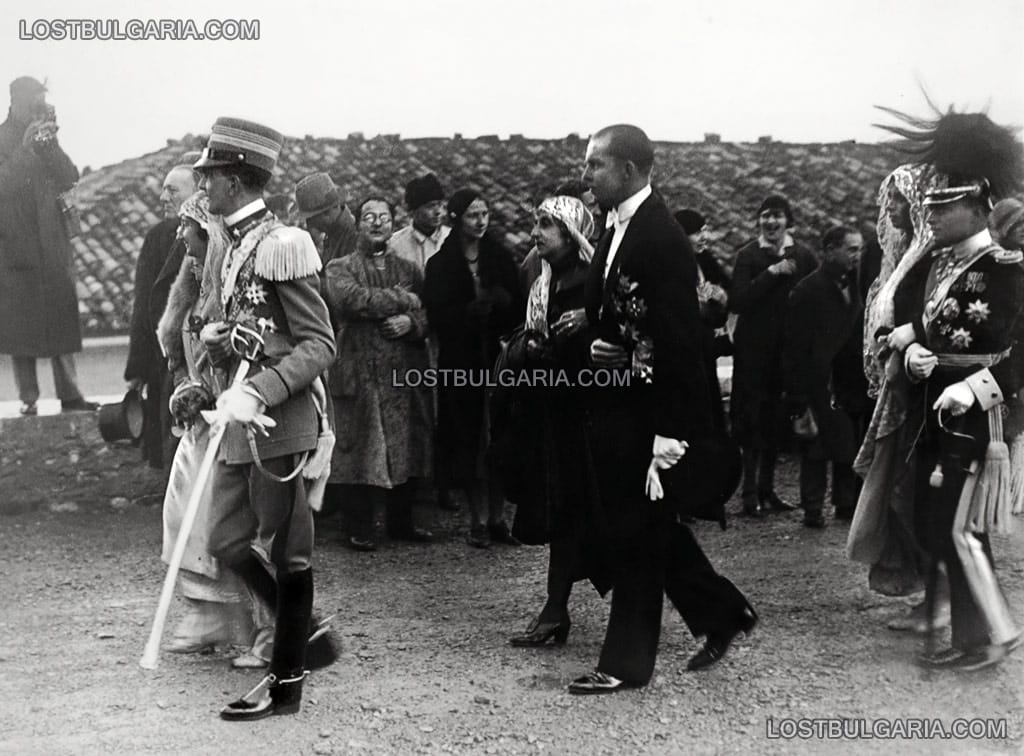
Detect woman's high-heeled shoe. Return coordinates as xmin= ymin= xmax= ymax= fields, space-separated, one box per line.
xmin=509 ymin=615 xmax=571 ymax=647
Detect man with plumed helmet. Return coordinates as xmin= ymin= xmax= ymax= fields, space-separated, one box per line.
xmin=875 ymin=107 xmax=1024 ymax=671
xmin=191 ymin=117 xmax=337 ymax=719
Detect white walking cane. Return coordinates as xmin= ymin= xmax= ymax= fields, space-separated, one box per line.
xmin=140 ymin=321 xmax=272 ymax=670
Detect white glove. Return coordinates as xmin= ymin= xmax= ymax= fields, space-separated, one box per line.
xmin=215 ymin=384 xmax=277 ymax=435
xmin=652 ymin=435 xmax=688 ymax=467
xmin=644 ymin=455 xmax=677 ymax=501
xmin=932 ymin=381 xmax=976 ymax=416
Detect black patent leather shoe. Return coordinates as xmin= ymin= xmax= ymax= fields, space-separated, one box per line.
xmin=567 ymin=670 xmax=629 ymax=695
xmin=761 ymin=491 xmax=797 ymax=512
xmin=509 ymin=615 xmax=571 ymax=647
xmin=687 ymin=606 xmax=758 ymax=671
xmin=220 ymin=671 xmax=306 ymax=721
xmin=488 ymin=521 xmax=521 ymax=546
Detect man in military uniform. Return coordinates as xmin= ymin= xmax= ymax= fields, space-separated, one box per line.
xmin=192 ymin=117 xmax=336 ymax=719
xmin=883 ymin=111 xmax=1023 ymax=671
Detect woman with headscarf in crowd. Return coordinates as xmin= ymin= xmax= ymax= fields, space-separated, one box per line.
xmin=156 ymin=191 xmax=273 ymax=668
xmin=847 ymin=164 xmax=948 ymax=630
xmin=324 ymin=197 xmax=434 ymax=551
xmin=494 ymin=196 xmax=601 ymax=646
xmin=729 ymin=195 xmax=817 ymax=517
xmin=424 ymin=188 xmax=524 ymax=548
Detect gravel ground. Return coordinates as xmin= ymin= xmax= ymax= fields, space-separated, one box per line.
xmin=1 ymin=413 xmax=1022 ymax=755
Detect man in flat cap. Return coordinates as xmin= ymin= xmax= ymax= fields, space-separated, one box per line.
xmin=388 ymin=172 xmax=450 ymax=273
xmin=294 ymin=171 xmax=358 ymax=273
xmin=192 ymin=117 xmax=337 ymax=719
xmin=124 ymin=162 xmax=197 ymax=469
xmin=0 ymin=76 xmax=95 ymax=415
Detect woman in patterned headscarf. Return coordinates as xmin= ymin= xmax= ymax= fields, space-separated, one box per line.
xmin=848 ymin=164 xmax=945 ymax=626
xmin=497 ymin=195 xmax=606 ymax=647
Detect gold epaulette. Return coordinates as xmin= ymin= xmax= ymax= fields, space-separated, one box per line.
xmin=986 ymin=243 xmax=1023 ymax=265
xmin=254 ymin=226 xmax=323 ymax=281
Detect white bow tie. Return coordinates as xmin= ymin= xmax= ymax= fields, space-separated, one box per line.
xmin=606 ymin=208 xmax=621 ymax=229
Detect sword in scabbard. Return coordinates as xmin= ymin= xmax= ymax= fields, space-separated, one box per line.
xmin=140 ymin=319 xmax=272 ymax=670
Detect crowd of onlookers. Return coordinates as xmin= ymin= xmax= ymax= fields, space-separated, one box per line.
xmin=122 ymin=156 xmax=1024 ymax=552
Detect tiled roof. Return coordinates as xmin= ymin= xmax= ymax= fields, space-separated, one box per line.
xmin=70 ymin=134 xmax=900 ymax=334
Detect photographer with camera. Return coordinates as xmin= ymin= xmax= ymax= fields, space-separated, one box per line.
xmin=0 ymin=76 xmax=94 ymax=415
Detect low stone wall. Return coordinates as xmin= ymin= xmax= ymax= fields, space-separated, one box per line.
xmin=0 ymin=412 xmax=163 ymax=516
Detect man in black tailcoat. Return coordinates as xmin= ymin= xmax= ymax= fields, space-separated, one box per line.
xmin=567 ymin=124 xmax=756 ymax=694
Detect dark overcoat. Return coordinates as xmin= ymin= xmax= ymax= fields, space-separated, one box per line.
xmin=728 ymin=239 xmax=817 ymax=447
xmin=782 ymin=265 xmax=865 ymax=463
xmin=0 ymin=116 xmax=80 ymax=356
xmin=423 ymin=232 xmax=522 ymax=483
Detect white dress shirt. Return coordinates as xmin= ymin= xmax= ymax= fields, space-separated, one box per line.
xmin=388 ymin=223 xmax=451 ymax=273
xmin=604 ymin=184 xmax=652 ymax=280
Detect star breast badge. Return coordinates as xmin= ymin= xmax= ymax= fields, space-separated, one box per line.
xmin=950 ymin=327 xmax=973 ymax=350
xmin=243 ymin=281 xmax=268 ymax=306
xmin=965 ymin=299 xmax=990 ymax=324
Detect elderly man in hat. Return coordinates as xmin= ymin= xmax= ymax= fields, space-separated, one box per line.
xmin=388 ymin=172 xmax=450 ymax=272
xmin=124 ymin=162 xmax=197 ymax=469
xmin=0 ymin=76 xmax=95 ymax=415
xmin=879 ymin=109 xmax=1024 ymax=671
xmin=294 ymin=171 xmax=358 ymax=271
xmin=191 ymin=117 xmax=336 ymax=719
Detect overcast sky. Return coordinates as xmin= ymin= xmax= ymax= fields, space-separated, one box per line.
xmin=1 ymin=0 xmax=1021 ymax=170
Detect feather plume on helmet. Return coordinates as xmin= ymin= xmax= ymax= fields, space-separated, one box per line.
xmin=874 ymin=97 xmax=1024 ymax=208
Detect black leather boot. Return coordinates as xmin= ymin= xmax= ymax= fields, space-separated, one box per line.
xmin=233 ymin=552 xmax=278 ymax=611
xmin=220 ymin=670 xmax=307 ymax=721
xmin=221 ymin=569 xmax=314 ymax=721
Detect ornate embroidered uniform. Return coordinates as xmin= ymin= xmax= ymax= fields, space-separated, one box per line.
xmin=894 ymin=229 xmax=1023 ymax=653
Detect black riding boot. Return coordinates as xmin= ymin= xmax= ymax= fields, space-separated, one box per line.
xmin=221 ymin=568 xmax=314 ymax=721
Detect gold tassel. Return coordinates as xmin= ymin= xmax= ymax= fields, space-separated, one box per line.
xmin=969 ymin=409 xmax=1014 ymax=534
xmin=254 ymin=226 xmax=323 ymax=282
xmin=302 ymin=377 xmax=334 ymax=513
xmin=1011 ymin=431 xmax=1024 ymax=516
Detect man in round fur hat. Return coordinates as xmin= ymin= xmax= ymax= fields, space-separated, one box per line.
xmin=192 ymin=117 xmax=337 ymax=719
xmin=878 ymin=108 xmax=1024 ymax=671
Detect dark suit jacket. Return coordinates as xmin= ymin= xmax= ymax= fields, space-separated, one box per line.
xmin=783 ymin=265 xmax=865 ymax=462
xmin=582 ymin=192 xmax=712 ymax=560
xmin=125 ymin=218 xmax=187 ymax=383
xmin=585 ymin=192 xmax=712 ymax=440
